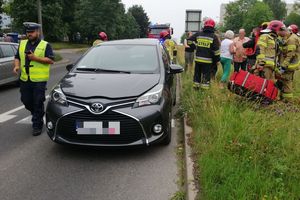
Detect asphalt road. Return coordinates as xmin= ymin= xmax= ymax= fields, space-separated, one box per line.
xmin=0 ymin=50 xmax=179 ymax=200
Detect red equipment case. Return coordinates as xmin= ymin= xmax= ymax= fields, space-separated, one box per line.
xmin=228 ymin=70 xmax=278 ymax=101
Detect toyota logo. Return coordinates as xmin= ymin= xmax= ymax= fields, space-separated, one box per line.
xmin=90 ymin=103 xmax=104 ymax=113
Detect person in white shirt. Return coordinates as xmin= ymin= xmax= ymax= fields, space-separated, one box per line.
xmin=220 ymin=30 xmax=235 ymax=88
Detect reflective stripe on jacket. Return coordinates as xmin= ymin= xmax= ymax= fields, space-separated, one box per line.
xmin=256 ymin=33 xmax=277 ymax=69
xmin=280 ymin=33 xmax=300 ymax=71
xmin=190 ymin=28 xmax=220 ymax=64
xmin=19 ymin=39 xmax=50 ymax=82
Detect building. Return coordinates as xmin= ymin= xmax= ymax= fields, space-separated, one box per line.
xmin=219 ymin=3 xmax=299 ymax=24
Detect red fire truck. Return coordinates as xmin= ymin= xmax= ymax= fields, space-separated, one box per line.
xmin=147 ymin=23 xmax=173 ymax=39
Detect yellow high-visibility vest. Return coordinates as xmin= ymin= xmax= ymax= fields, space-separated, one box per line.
xmin=19 ymin=39 xmax=50 ymax=82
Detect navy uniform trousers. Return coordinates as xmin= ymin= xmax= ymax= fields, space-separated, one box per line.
xmin=20 ymin=80 xmax=47 ymax=129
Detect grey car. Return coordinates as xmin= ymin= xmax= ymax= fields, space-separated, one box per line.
xmin=0 ymin=42 xmax=19 ymax=86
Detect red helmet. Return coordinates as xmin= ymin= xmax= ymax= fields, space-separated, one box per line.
xmin=99 ymin=32 xmax=108 ymax=41
xmin=267 ymin=20 xmax=286 ymax=32
xmin=160 ymin=31 xmax=169 ymax=39
xmin=288 ymin=24 xmax=299 ymax=34
xmin=204 ymin=18 xmax=216 ymax=28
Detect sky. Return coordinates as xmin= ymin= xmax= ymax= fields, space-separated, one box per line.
xmin=121 ymin=0 xmax=296 ymax=40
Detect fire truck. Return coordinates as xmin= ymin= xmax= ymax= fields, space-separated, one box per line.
xmin=147 ymin=23 xmax=173 ymax=39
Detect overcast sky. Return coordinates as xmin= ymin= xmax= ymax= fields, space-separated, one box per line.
xmin=121 ymin=0 xmax=296 ymax=39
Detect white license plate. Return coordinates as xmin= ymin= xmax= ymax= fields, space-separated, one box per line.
xmin=76 ymin=121 xmax=120 ymax=135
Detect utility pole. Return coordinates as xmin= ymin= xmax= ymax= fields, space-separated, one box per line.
xmin=37 ymin=0 xmax=43 ymax=38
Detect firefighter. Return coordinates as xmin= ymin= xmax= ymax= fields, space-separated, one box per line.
xmin=184 ymin=31 xmax=196 ymax=72
xmin=277 ymin=25 xmax=300 ymax=100
xmin=93 ymin=32 xmax=108 ymax=46
xmin=13 ymin=22 xmax=54 ymax=136
xmin=255 ymin=20 xmax=287 ymax=80
xmin=189 ymin=18 xmax=220 ymax=89
xmin=160 ymin=31 xmax=177 ymax=63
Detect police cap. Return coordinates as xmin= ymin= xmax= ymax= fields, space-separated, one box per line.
xmin=23 ymin=22 xmax=41 ymax=32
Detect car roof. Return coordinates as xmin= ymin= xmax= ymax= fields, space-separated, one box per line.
xmin=99 ymin=38 xmax=159 ymax=46
xmin=0 ymin=42 xmax=18 ymax=45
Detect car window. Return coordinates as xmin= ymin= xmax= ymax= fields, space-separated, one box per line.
xmin=11 ymin=45 xmax=18 ymax=54
xmin=76 ymin=45 xmax=160 ymax=73
xmin=0 ymin=44 xmax=15 ymax=58
xmin=160 ymin=45 xmax=170 ymax=69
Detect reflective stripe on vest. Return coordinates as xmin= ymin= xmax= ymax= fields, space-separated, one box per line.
xmin=19 ymin=39 xmax=50 ymax=82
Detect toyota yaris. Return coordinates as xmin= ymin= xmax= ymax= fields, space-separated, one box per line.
xmin=46 ymin=39 xmax=183 ymax=147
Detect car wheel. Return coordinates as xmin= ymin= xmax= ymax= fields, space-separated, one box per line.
xmin=161 ymin=112 xmax=172 ymax=145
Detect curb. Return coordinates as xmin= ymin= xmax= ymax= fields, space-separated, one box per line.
xmin=54 ymin=58 xmax=70 ymax=65
xmin=179 ymin=74 xmax=198 ymax=200
xmin=183 ymin=115 xmax=198 ymax=200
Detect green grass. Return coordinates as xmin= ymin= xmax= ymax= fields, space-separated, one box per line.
xmin=54 ymin=53 xmax=63 ymax=62
xmin=51 ymin=42 xmax=90 ymax=50
xmin=178 ymin=46 xmax=300 ymax=199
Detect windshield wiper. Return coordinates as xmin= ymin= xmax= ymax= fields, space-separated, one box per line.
xmin=76 ymin=67 xmax=99 ymax=72
xmin=76 ymin=67 xmax=131 ymax=74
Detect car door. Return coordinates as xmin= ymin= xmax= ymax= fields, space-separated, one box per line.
xmin=0 ymin=44 xmax=17 ymax=83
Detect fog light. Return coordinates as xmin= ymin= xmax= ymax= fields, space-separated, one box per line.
xmin=153 ymin=124 xmax=163 ymax=134
xmin=47 ymin=121 xmax=53 ymax=130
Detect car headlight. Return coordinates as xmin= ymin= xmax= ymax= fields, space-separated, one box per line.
xmin=51 ymin=85 xmax=68 ymax=106
xmin=134 ymin=84 xmax=163 ymax=107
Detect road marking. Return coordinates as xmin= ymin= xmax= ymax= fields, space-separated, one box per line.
xmin=0 ymin=95 xmax=50 ymax=123
xmin=0 ymin=105 xmax=24 ymax=123
xmin=16 ymin=116 xmax=46 ymax=124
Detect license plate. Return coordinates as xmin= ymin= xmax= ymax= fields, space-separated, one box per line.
xmin=76 ymin=121 xmax=120 ymax=135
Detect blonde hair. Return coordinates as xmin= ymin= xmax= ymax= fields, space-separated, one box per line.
xmin=225 ymin=30 xmax=234 ymax=39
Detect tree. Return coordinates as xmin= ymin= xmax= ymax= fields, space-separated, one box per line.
xmin=74 ymin=0 xmax=140 ymax=43
xmin=128 ymin=5 xmax=150 ymax=38
xmin=263 ymin=0 xmax=287 ymax=20
xmin=243 ymin=2 xmax=273 ymax=34
xmin=0 ymin=0 xmax=4 ymax=25
xmin=10 ymin=0 xmax=65 ymax=41
xmin=61 ymin=0 xmax=79 ymax=42
xmin=285 ymin=12 xmax=300 ymax=27
xmin=223 ymin=0 xmax=258 ymax=33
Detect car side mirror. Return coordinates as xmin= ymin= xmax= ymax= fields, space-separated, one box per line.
xmin=169 ymin=64 xmax=184 ymax=74
xmin=66 ymin=64 xmax=74 ymax=72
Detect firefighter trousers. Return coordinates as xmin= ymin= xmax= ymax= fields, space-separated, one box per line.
xmin=193 ymin=62 xmax=212 ymax=89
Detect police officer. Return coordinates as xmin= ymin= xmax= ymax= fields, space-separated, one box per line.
xmin=189 ymin=18 xmax=220 ymax=89
xmin=13 ymin=22 xmax=54 ymax=136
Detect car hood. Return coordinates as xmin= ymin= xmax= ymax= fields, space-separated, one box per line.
xmin=60 ymin=73 xmax=161 ymax=99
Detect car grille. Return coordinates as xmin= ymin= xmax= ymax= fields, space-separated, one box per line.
xmin=56 ymin=110 xmax=145 ymax=145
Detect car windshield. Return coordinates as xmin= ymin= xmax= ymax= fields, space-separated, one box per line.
xmin=76 ymin=45 xmax=159 ymax=74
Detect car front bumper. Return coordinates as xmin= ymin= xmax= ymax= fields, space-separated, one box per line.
xmin=46 ymin=99 xmax=171 ymax=147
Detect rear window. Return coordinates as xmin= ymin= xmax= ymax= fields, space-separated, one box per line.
xmin=76 ymin=45 xmax=159 ymax=73
xmin=0 ymin=44 xmax=15 ymax=58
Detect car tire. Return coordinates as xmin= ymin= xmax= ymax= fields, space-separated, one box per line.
xmin=161 ymin=112 xmax=172 ymax=145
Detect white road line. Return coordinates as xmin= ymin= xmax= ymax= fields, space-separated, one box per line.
xmin=16 ymin=116 xmax=46 ymax=124
xmin=0 ymin=95 xmax=50 ymax=123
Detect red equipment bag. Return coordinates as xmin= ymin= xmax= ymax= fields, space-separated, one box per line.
xmin=228 ymin=70 xmax=278 ymax=101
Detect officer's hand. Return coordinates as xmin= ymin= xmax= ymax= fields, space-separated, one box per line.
xmin=27 ymin=51 xmax=37 ymax=61
xmin=13 ymin=66 xmax=19 ymax=75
